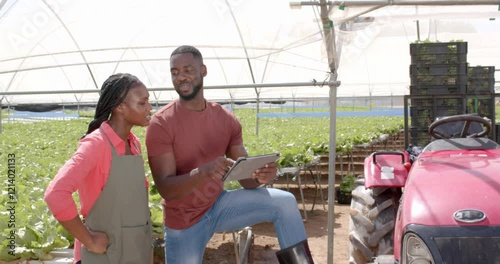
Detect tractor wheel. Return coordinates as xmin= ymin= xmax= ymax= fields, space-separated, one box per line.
xmin=348 ymin=177 xmax=402 ymax=264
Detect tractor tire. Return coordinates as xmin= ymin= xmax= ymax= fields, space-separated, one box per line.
xmin=348 ymin=177 xmax=401 ymax=264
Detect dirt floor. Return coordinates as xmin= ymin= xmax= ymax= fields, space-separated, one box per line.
xmin=201 ymin=181 xmax=351 ymax=264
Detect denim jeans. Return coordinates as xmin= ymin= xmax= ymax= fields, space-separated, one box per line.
xmin=164 ymin=187 xmax=307 ymax=263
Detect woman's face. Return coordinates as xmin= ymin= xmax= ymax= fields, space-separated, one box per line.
xmin=121 ymin=84 xmax=152 ymax=126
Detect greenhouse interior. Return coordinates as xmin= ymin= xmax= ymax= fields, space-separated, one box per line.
xmin=1 ymin=0 xmax=499 ymax=263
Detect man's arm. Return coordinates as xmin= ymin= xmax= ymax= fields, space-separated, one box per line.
xmin=226 ymin=145 xmax=277 ymax=189
xmin=148 ymin=152 xmax=234 ymax=201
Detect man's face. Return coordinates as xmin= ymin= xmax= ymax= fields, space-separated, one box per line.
xmin=170 ymin=53 xmax=206 ymax=101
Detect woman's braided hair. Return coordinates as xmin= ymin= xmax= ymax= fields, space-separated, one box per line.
xmin=83 ymin=73 xmax=142 ymax=138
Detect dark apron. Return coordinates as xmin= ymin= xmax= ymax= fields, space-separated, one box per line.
xmin=82 ymin=130 xmax=152 ymax=264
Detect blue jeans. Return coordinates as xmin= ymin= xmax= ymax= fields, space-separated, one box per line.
xmin=164 ymin=188 xmax=307 ymax=263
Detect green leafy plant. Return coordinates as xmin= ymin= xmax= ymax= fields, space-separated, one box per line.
xmin=337 ymin=174 xmax=356 ymax=204
xmin=339 ymin=174 xmax=356 ymax=194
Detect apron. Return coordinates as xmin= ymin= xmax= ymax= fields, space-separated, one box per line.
xmin=82 ymin=130 xmax=152 ymax=264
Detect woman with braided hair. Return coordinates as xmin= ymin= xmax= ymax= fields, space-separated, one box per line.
xmin=44 ymin=73 xmax=153 ymax=264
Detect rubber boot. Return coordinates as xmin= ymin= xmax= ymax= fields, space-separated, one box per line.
xmin=276 ymin=240 xmax=314 ymax=264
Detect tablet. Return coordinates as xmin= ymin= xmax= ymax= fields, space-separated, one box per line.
xmin=222 ymin=153 xmax=280 ymax=182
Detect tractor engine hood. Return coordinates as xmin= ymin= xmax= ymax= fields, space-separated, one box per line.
xmin=401 ymin=149 xmax=500 ymax=226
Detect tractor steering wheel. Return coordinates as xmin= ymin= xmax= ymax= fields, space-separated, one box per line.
xmin=428 ymin=114 xmax=491 ymax=139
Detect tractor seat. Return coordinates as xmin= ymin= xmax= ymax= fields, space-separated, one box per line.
xmin=422 ymin=138 xmax=500 ymax=152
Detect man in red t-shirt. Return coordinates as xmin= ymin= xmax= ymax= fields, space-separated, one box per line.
xmin=146 ymin=45 xmax=314 ymax=264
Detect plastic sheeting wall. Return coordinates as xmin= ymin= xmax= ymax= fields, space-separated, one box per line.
xmin=0 ymin=0 xmax=499 ymax=104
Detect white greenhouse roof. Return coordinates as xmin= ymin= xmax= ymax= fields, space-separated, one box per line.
xmin=0 ymin=0 xmax=499 ymax=104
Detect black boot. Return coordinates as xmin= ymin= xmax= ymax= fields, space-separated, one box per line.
xmin=276 ymin=240 xmax=314 ymax=264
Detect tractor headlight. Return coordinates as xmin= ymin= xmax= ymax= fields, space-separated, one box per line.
xmin=402 ymin=233 xmax=434 ymax=264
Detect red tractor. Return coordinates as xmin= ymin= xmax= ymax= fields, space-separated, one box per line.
xmin=349 ymin=114 xmax=500 ymax=264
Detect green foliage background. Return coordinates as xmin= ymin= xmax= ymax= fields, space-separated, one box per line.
xmin=0 ymin=108 xmax=403 ymax=261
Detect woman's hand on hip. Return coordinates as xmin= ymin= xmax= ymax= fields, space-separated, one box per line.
xmin=85 ymin=230 xmax=109 ymax=254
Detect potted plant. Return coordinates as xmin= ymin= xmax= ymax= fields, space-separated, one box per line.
xmin=337 ymin=174 xmax=356 ymax=204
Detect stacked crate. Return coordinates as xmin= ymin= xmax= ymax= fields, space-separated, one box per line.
xmin=409 ymin=42 xmax=468 ymax=146
xmin=466 ymin=66 xmax=496 ymax=138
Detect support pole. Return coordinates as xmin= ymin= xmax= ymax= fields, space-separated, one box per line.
xmin=256 ymin=92 xmax=260 ymax=135
xmin=416 ymin=20 xmax=421 ymax=41
xmin=0 ymin=81 xmax=340 ymax=96
xmin=317 ymin=1 xmax=340 ymax=263
xmin=0 ymin=98 xmax=2 ymax=134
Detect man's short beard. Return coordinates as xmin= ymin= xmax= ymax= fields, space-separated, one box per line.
xmin=178 ymin=80 xmax=203 ymax=101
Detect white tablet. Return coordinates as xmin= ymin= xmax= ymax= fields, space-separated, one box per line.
xmin=222 ymin=153 xmax=280 ymax=182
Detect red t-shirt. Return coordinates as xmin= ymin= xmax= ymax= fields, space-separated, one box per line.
xmin=146 ymin=100 xmax=243 ymax=229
